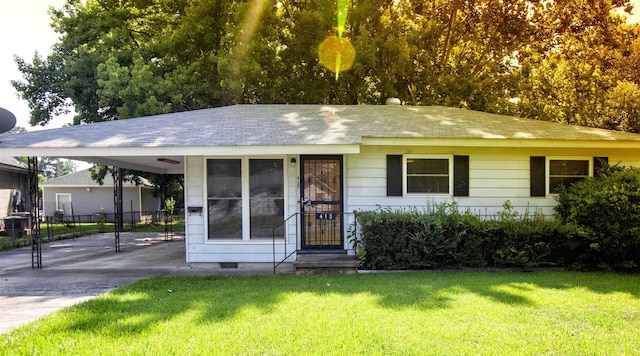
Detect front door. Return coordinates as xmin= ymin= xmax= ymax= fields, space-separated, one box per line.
xmin=300 ymin=156 xmax=343 ymax=250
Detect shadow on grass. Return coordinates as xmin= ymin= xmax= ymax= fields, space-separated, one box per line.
xmin=54 ymin=271 xmax=640 ymax=337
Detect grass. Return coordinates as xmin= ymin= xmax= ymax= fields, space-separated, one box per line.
xmin=0 ymin=219 xmax=185 ymax=251
xmin=1 ymin=271 xmax=639 ymax=355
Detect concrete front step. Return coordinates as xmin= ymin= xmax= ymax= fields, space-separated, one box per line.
xmin=294 ymin=253 xmax=360 ymax=275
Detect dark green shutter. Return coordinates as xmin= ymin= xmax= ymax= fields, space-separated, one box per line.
xmin=453 ymin=155 xmax=469 ymax=197
xmin=594 ymin=157 xmax=608 ymax=177
xmin=387 ymin=155 xmax=402 ymax=196
xmin=530 ymin=156 xmax=546 ymax=197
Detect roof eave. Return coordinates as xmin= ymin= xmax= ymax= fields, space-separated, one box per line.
xmin=0 ymin=144 xmax=362 ymax=157
xmin=362 ymin=137 xmax=640 ymax=149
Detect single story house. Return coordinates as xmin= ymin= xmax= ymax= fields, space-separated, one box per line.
xmin=1 ymin=104 xmax=639 ymax=266
xmin=39 ymin=168 xmax=160 ymax=222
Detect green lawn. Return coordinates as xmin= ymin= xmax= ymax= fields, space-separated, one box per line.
xmin=2 ymin=271 xmax=639 ymax=355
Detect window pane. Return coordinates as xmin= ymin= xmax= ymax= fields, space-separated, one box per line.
xmin=304 ymin=159 xmax=341 ymax=201
xmin=550 ymin=160 xmax=589 ymax=175
xmin=207 ymin=159 xmax=241 ymax=198
xmin=250 ymin=159 xmax=285 ymax=239
xmin=208 ymin=199 xmax=242 ymax=239
xmin=550 ymin=177 xmax=585 ymax=194
xmin=250 ymin=159 xmax=284 ymax=197
xmin=407 ymin=176 xmax=450 ymax=194
xmin=549 ymin=159 xmax=590 ymax=194
xmin=250 ymin=198 xmax=285 ymax=238
xmin=407 ymin=159 xmax=448 ymax=174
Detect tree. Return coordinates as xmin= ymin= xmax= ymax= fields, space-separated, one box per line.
xmin=6 ymin=126 xmax=27 ymax=134
xmin=512 ymin=0 xmax=638 ymax=126
xmin=16 ymin=157 xmax=77 ymax=180
xmin=10 ymin=0 xmax=640 ymax=130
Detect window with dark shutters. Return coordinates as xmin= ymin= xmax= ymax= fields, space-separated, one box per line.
xmin=387 ymin=155 xmax=469 ymax=197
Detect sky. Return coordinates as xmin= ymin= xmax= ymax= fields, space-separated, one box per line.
xmin=2 ymin=0 xmax=640 ymax=132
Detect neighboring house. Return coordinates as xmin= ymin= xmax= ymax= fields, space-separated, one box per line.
xmin=39 ymin=169 xmax=160 ymax=222
xmin=0 ymin=157 xmax=29 ymax=232
xmin=1 ymin=104 xmax=640 ymax=265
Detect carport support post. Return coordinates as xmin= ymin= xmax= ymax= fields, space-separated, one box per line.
xmin=112 ymin=167 xmax=123 ymax=252
xmin=28 ymin=157 xmax=42 ymax=268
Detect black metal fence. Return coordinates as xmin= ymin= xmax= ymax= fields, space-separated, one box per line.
xmin=46 ymin=210 xmax=172 ymax=226
xmin=41 ymin=209 xmax=183 ymax=241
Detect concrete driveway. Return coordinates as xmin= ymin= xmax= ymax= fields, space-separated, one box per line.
xmin=0 ymin=232 xmax=272 ymax=334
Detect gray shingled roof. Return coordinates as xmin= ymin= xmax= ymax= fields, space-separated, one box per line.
xmin=0 ymin=157 xmax=27 ymax=170
xmin=40 ymin=169 xmax=151 ymax=187
xmin=1 ymin=105 xmax=639 ymax=150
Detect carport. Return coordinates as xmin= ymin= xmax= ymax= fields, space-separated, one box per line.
xmin=0 ymin=112 xmax=190 ymax=269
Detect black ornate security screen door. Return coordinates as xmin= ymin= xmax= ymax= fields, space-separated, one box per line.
xmin=300 ymin=156 xmax=344 ymax=250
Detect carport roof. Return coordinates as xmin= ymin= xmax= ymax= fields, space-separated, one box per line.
xmin=1 ymin=104 xmax=639 ymax=173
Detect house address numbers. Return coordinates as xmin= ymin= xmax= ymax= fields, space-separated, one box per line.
xmin=315 ymin=213 xmax=336 ymax=220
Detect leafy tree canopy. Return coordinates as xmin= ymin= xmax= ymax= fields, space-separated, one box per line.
xmin=17 ymin=157 xmax=77 ymax=180
xmin=11 ymin=0 xmax=640 ymax=132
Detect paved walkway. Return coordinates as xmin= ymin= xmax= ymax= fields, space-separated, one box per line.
xmin=0 ymin=232 xmax=273 ymax=334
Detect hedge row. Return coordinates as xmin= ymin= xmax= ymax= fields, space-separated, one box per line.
xmin=354 ymin=202 xmax=573 ymax=270
xmin=354 ymin=203 xmax=640 ymax=272
xmin=354 ymin=165 xmax=640 ymax=272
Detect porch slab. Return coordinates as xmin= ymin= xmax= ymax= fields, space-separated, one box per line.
xmin=293 ymin=254 xmax=360 ymax=275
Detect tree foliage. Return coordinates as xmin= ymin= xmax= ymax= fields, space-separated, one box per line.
xmin=10 ymin=0 xmax=640 ymax=131
xmin=16 ymin=157 xmax=77 ymax=180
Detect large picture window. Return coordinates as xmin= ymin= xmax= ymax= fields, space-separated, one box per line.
xmin=404 ymin=156 xmax=452 ymax=194
xmin=207 ymin=158 xmax=285 ymax=240
xmin=548 ymin=158 xmax=590 ymax=194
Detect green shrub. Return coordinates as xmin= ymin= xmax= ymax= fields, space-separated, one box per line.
xmin=555 ymin=165 xmax=640 ymax=272
xmin=488 ymin=201 xmax=567 ymax=268
xmin=96 ymin=208 xmax=106 ymax=233
xmin=356 ymin=203 xmax=489 ymax=270
xmin=356 ymin=201 xmax=573 ymax=270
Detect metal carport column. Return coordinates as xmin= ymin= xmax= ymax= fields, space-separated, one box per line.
xmin=28 ymin=157 xmax=41 ymax=268
xmin=112 ymin=167 xmax=123 ymax=252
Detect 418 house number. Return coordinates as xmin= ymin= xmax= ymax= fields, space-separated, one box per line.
xmin=315 ymin=213 xmax=336 ymax=220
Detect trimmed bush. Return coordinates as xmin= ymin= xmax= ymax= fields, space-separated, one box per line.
xmin=355 ymin=202 xmax=571 ymax=270
xmin=555 ymin=165 xmax=640 ymax=272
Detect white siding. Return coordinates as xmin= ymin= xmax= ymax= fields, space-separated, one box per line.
xmin=184 ymin=156 xmax=203 ymax=263
xmin=345 ymin=145 xmax=637 ymax=217
xmin=184 ymin=145 xmax=640 ymax=263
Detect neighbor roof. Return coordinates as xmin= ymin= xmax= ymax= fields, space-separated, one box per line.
xmin=0 ymin=157 xmax=27 ymax=171
xmin=40 ymin=169 xmax=152 ymax=188
xmin=1 ymin=104 xmax=639 ymax=150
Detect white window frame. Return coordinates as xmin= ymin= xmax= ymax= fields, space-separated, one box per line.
xmin=546 ymin=157 xmax=592 ymax=195
xmin=402 ymin=155 xmax=454 ymax=196
xmin=55 ymin=193 xmax=72 ymax=215
xmin=205 ymin=156 xmax=287 ymax=242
